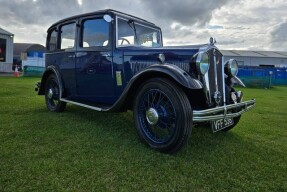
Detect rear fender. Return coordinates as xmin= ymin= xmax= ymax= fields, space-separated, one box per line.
xmin=38 ymin=66 xmax=63 ymax=97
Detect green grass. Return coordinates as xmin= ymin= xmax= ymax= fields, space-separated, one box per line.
xmin=0 ymin=77 xmax=286 ymax=192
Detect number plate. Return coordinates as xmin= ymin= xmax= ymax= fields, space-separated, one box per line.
xmin=211 ymin=118 xmax=234 ymax=132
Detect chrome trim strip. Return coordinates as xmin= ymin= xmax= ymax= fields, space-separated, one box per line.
xmin=222 ymin=55 xmax=226 ymax=105
xmin=193 ymin=99 xmax=256 ymax=122
xmin=116 ymin=16 xmax=119 ymax=47
xmin=204 ymin=73 xmax=211 ymax=102
xmin=213 ymin=49 xmax=219 ymax=95
xmin=60 ymin=98 xmax=102 ymax=111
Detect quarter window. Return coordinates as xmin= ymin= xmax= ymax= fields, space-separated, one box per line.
xmin=48 ymin=29 xmax=57 ymax=51
xmin=60 ymin=23 xmax=76 ymax=49
xmin=81 ymin=18 xmax=109 ymax=48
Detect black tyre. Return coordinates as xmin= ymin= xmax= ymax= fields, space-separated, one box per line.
xmin=222 ymin=116 xmax=241 ymax=132
xmin=45 ymin=74 xmax=66 ymax=112
xmin=133 ymin=78 xmax=193 ymax=153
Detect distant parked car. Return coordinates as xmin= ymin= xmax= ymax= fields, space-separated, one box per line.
xmin=35 ymin=9 xmax=256 ymax=153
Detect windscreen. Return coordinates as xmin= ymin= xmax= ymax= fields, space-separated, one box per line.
xmin=117 ymin=18 xmax=161 ymax=47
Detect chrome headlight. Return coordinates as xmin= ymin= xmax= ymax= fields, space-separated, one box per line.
xmin=196 ymin=52 xmax=210 ymax=75
xmin=225 ymin=59 xmax=238 ymax=77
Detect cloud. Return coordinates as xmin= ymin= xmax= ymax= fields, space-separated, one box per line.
xmin=217 ymin=40 xmax=245 ymax=45
xmin=207 ymin=25 xmax=224 ymax=30
xmin=143 ymin=0 xmax=233 ymax=26
xmin=0 ymin=0 xmax=286 ymax=51
xmin=0 ymin=0 xmax=233 ymax=44
xmin=270 ymin=21 xmax=287 ymax=50
xmin=0 ymin=0 xmax=80 ymax=26
xmin=0 ymin=0 xmax=233 ymax=29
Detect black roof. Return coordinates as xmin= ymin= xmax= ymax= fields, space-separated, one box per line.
xmin=48 ymin=9 xmax=156 ymax=31
xmin=13 ymin=43 xmax=46 ymax=57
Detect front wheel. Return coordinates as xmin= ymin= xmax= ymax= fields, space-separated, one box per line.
xmin=222 ymin=116 xmax=241 ymax=132
xmin=133 ymin=78 xmax=193 ymax=153
xmin=45 ymin=74 xmax=66 ymax=112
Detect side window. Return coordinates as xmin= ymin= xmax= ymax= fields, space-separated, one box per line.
xmin=81 ymin=18 xmax=109 ymax=48
xmin=48 ymin=29 xmax=57 ymax=51
xmin=60 ymin=23 xmax=76 ymax=50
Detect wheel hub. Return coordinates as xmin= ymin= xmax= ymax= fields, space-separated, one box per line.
xmin=48 ymin=88 xmax=53 ymax=99
xmin=146 ymin=108 xmax=159 ymax=125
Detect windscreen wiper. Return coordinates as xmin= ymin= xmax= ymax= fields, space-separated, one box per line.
xmin=128 ymin=19 xmax=138 ymax=44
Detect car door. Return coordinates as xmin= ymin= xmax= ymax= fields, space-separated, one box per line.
xmin=57 ymin=22 xmax=77 ymax=97
xmin=75 ymin=16 xmax=115 ymax=104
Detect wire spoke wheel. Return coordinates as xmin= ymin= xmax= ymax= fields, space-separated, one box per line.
xmin=47 ymin=79 xmax=60 ymax=106
xmin=45 ymin=74 xmax=66 ymax=112
xmin=139 ymin=89 xmax=176 ymax=143
xmin=134 ymin=78 xmax=193 ymax=153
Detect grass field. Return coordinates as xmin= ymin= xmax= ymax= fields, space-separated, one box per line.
xmin=0 ymin=77 xmax=286 ymax=191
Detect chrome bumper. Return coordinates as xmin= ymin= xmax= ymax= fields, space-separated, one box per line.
xmin=193 ymin=99 xmax=256 ymax=122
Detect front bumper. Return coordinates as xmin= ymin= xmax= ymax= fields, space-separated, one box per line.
xmin=193 ymin=99 xmax=256 ymax=122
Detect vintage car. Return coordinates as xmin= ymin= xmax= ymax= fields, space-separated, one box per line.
xmin=36 ymin=9 xmax=256 ymax=153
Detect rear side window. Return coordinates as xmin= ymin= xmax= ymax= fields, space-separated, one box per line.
xmin=47 ymin=29 xmax=57 ymax=51
xmin=81 ymin=18 xmax=109 ymax=48
xmin=60 ymin=23 xmax=76 ymax=50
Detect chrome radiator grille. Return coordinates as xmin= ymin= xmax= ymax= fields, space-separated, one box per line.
xmin=204 ymin=48 xmax=225 ymax=107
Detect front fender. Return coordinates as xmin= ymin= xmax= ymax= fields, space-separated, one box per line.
xmin=107 ymin=64 xmax=202 ymax=112
xmin=231 ymin=76 xmax=246 ymax=87
xmin=38 ymin=66 xmax=63 ymax=96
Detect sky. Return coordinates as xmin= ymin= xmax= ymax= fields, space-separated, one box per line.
xmin=0 ymin=0 xmax=286 ymax=51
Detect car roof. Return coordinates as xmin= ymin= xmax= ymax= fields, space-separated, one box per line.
xmin=48 ymin=9 xmax=156 ymax=31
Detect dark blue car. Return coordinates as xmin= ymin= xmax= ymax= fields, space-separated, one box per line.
xmin=36 ymin=9 xmax=256 ymax=153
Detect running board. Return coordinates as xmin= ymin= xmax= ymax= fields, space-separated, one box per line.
xmin=60 ymin=98 xmax=103 ymax=111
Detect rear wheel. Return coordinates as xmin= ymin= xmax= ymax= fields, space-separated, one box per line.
xmin=133 ymin=78 xmax=192 ymax=153
xmin=45 ymin=74 xmax=66 ymax=112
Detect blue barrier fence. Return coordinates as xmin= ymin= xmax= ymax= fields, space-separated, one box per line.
xmin=23 ymin=66 xmax=45 ymax=77
xmin=237 ymin=67 xmax=287 ymax=87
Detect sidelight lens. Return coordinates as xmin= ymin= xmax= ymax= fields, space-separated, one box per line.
xmin=225 ymin=59 xmax=238 ymax=77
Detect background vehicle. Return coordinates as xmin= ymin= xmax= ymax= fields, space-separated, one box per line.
xmin=36 ymin=9 xmax=256 ymax=153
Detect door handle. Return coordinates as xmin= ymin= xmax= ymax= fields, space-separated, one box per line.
xmin=76 ymin=52 xmax=87 ymax=57
xmin=68 ymin=55 xmax=75 ymax=58
xmin=87 ymin=68 xmax=96 ymax=74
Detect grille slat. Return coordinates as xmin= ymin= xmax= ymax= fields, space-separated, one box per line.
xmin=130 ymin=59 xmax=190 ymax=74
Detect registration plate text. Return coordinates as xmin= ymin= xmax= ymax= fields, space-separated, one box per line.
xmin=211 ymin=118 xmax=234 ymax=132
